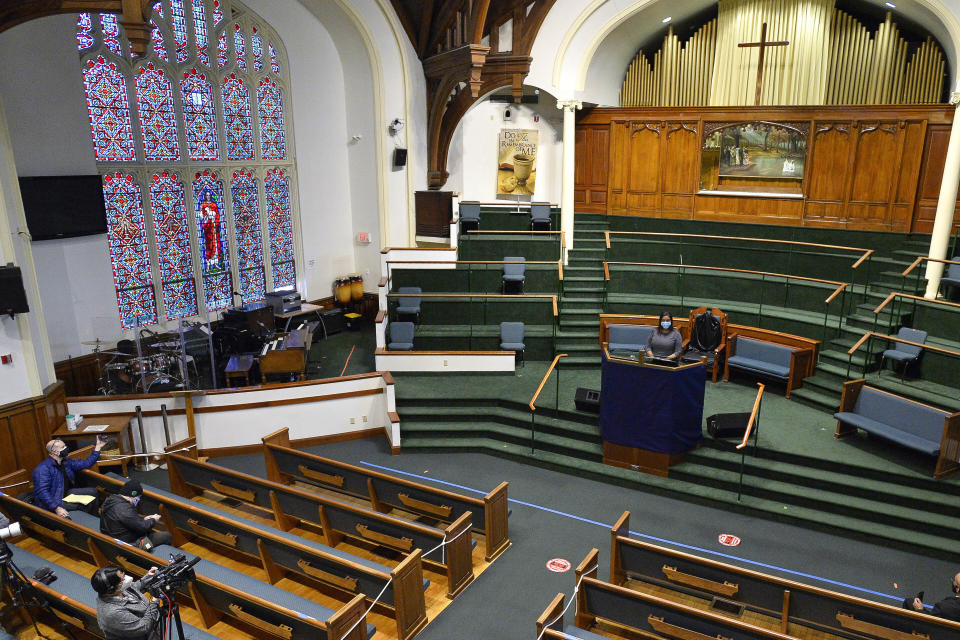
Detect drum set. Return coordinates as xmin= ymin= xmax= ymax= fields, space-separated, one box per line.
xmin=89 ymin=336 xmax=194 ymax=395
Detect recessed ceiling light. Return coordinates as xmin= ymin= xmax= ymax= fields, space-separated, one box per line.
xmin=662 ymin=16 xmax=672 ymax=23
xmin=885 ymin=2 xmax=896 ymax=7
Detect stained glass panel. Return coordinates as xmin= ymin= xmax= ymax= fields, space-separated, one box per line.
xmin=136 ymin=64 xmax=180 ymax=161
xmin=83 ymin=56 xmax=136 ymax=162
xmin=170 ymin=0 xmax=189 ymax=62
xmin=265 ymin=169 xmax=295 ymax=289
xmin=213 ymin=0 xmax=223 ymax=25
xmin=192 ymin=0 xmax=209 ymax=66
xmin=100 ymin=14 xmax=122 ymax=56
xmin=150 ymin=3 xmax=168 ymax=61
xmin=269 ymin=42 xmax=280 ymax=75
xmin=103 ymin=172 xmax=157 ymax=328
xmin=77 ymin=13 xmax=94 ymax=51
xmin=150 ymin=172 xmax=197 ymax=319
xmin=251 ymin=29 xmax=263 ymax=72
xmin=257 ymin=79 xmax=286 ymax=160
xmin=181 ymin=68 xmax=219 ymax=161
xmin=230 ymin=171 xmax=266 ymax=303
xmin=234 ymin=24 xmax=246 ymax=70
xmin=193 ymin=171 xmax=233 ymax=311
xmin=222 ymin=74 xmax=253 ymax=160
xmin=217 ymin=31 xmax=228 ymax=68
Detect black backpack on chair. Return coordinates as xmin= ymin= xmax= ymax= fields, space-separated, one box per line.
xmin=685 ymin=310 xmax=723 ymax=356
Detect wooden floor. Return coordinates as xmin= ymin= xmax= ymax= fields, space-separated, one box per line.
xmin=3 ymin=487 xmax=496 ymax=640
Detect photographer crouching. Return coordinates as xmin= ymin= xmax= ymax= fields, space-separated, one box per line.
xmin=90 ymin=566 xmax=161 ymax=640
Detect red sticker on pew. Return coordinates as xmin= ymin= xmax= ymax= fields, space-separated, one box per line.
xmin=718 ymin=534 xmax=741 ymax=547
xmin=546 ymin=558 xmax=572 ymax=573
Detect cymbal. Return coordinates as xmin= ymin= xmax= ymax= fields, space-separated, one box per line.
xmin=96 ymin=350 xmax=128 ymax=357
xmin=82 ymin=339 xmax=116 ymax=346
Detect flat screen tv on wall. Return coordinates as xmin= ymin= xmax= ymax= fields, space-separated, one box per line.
xmin=18 ymin=175 xmax=107 ymax=241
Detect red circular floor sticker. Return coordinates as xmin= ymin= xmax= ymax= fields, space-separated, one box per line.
xmin=718 ymin=534 xmax=741 ymax=547
xmin=546 ymin=558 xmax=571 ymax=573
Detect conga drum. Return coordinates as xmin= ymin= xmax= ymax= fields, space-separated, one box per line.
xmin=335 ymin=278 xmax=351 ymax=304
xmin=350 ymin=274 xmax=364 ymax=301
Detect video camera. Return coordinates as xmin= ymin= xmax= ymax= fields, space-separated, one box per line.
xmin=0 ymin=515 xmax=22 ymax=565
xmin=139 ymin=553 xmax=200 ymax=598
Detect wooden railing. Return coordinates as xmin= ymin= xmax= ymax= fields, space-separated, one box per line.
xmin=846 ymin=330 xmax=960 ymax=379
xmin=386 ymin=292 xmax=559 ymax=317
xmin=737 ymin=383 xmax=765 ymax=451
xmin=874 ymin=291 xmax=960 ymax=314
xmin=901 ymin=256 xmax=960 ymax=276
xmin=603 ymin=231 xmax=873 ymax=267
xmin=529 ymin=354 xmax=567 ymax=452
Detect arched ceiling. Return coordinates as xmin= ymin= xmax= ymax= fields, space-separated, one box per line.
xmin=581 ymin=0 xmax=956 ymax=105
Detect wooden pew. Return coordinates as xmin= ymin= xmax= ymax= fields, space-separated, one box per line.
xmin=0 ymin=489 xmax=373 ymax=640
xmin=609 ymin=511 xmax=960 ymax=639
xmin=75 ymin=468 xmax=429 ymax=640
xmin=164 ymin=441 xmax=475 ymax=598
xmin=574 ymin=548 xmax=801 ymax=640
xmin=262 ymin=427 xmax=510 ymax=560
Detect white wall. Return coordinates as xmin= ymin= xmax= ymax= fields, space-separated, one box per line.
xmin=451 ymin=95 xmax=563 ymax=204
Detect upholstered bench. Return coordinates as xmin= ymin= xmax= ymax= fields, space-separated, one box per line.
xmin=835 ymin=379 xmax=960 ymax=478
xmin=559 ymin=625 xmax=609 ymax=640
xmin=724 ymin=335 xmax=812 ymax=397
xmin=7 ymin=543 xmax=221 ymax=640
xmin=607 ymin=324 xmax=654 ymax=353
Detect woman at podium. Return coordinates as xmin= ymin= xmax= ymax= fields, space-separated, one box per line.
xmin=645 ymin=311 xmax=683 ymax=361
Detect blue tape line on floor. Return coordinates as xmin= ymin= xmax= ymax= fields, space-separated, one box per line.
xmin=359 ymin=460 xmax=911 ymax=605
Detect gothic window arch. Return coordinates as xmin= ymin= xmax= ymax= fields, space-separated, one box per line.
xmin=76 ymin=0 xmax=297 ymax=329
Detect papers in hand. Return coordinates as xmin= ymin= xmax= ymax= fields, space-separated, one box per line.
xmin=83 ymin=424 xmax=110 ymax=433
xmin=62 ymin=493 xmax=96 ymax=505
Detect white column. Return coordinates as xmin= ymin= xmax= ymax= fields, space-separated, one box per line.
xmin=924 ymin=93 xmax=960 ymax=298
xmin=557 ymin=99 xmax=581 ymax=264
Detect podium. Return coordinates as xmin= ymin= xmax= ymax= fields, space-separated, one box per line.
xmin=600 ymin=349 xmax=706 ymax=476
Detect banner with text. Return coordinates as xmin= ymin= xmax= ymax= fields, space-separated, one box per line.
xmin=497 ymin=129 xmax=538 ymax=197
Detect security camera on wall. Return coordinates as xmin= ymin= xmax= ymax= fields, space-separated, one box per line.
xmin=503 ymin=106 xmax=514 ymax=122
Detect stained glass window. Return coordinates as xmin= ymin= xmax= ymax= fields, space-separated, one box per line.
xmin=269 ymin=42 xmax=280 ymax=75
xmin=257 ymin=78 xmax=286 ymax=160
xmin=234 ymin=24 xmax=246 ymax=70
xmin=222 ymin=74 xmax=253 ymax=160
xmin=193 ymin=171 xmax=233 ymax=311
xmin=100 ymin=14 xmax=122 ymax=55
xmin=217 ymin=31 xmax=228 ymax=68
xmin=231 ymin=172 xmax=266 ymax=303
xmin=77 ymin=13 xmax=94 ymax=51
xmin=251 ymin=29 xmax=264 ymax=72
xmin=181 ymin=68 xmax=219 ymax=161
xmin=265 ymin=169 xmax=295 ymax=289
xmin=150 ymin=3 xmax=168 ymax=61
xmin=192 ymin=0 xmax=209 ymax=66
xmin=149 ymin=172 xmax=198 ymax=319
xmin=104 ymin=173 xmax=157 ymax=328
xmin=83 ymin=56 xmax=137 ymax=162
xmin=170 ymin=0 xmax=189 ymax=62
xmin=213 ymin=0 xmax=224 ymax=25
xmin=136 ymin=64 xmax=180 ymax=161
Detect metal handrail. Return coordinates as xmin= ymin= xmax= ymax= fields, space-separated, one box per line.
xmin=529 ymin=354 xmax=567 ymax=452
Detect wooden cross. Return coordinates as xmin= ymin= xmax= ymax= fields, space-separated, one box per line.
xmin=738 ymin=23 xmax=789 ymax=106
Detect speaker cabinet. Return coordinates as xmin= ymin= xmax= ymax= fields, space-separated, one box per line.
xmin=575 ymin=387 xmax=601 ymax=413
xmin=0 ymin=265 xmax=29 ymax=315
xmin=393 ymin=148 xmax=407 ymax=167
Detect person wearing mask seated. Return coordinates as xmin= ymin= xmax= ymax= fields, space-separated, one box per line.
xmin=33 ymin=437 xmax=105 ymax=518
xmin=100 ymin=479 xmax=172 ymax=550
xmin=645 ymin=311 xmax=683 ymax=362
xmin=907 ymin=571 xmax=960 ymax=622
xmin=91 ymin=565 xmax=161 ymax=640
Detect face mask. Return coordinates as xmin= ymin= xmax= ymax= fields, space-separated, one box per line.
xmin=121 ymin=574 xmax=134 ymax=590
xmin=131 ymin=497 xmax=141 ymax=507
xmin=660 ymin=321 xmax=671 ymax=329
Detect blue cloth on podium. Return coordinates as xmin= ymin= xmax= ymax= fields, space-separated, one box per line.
xmin=599 ymin=351 xmax=705 ymax=454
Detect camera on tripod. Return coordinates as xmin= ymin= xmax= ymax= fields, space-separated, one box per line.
xmin=139 ymin=553 xmax=200 ymax=598
xmin=0 ymin=518 xmax=23 ymax=565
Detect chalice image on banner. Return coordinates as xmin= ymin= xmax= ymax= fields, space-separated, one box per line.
xmin=497 ymin=129 xmax=538 ymax=196
xmin=512 ymin=154 xmax=534 ymax=186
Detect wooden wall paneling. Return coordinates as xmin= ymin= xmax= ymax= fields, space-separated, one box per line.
xmin=849 ymin=122 xmax=901 ymax=228
xmin=607 ymin=121 xmax=630 ymax=214
xmin=661 ymin=122 xmax=699 ymax=217
xmin=0 ymin=415 xmax=17 ymax=478
xmin=573 ymin=125 xmax=609 ymax=213
xmin=912 ymin=124 xmax=960 ymax=233
xmin=891 ymin=120 xmax=926 ymax=229
xmin=0 ymin=382 xmax=68 ymax=477
xmin=805 ymin=123 xmax=853 ymax=225
xmin=9 ymin=406 xmax=44 ymax=473
xmin=626 ymin=123 xmax=662 ymax=215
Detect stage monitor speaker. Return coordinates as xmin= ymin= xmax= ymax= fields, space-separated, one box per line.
xmin=706 ymin=412 xmax=751 ymax=438
xmin=0 ymin=265 xmax=29 ymax=315
xmin=319 ymin=307 xmax=345 ymax=336
xmin=393 ymin=148 xmax=407 ymax=167
xmin=575 ymin=387 xmax=601 ymax=413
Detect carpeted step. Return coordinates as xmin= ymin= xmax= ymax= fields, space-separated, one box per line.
xmin=396 ymin=436 xmax=960 ymax=558
xmin=397 ymin=405 xmax=601 ymax=442
xmin=789 ymin=386 xmax=840 ymax=412
xmin=561 ymin=298 xmax=603 ymax=310
xmin=862 ymin=373 xmax=960 ymax=413
xmin=560 ymin=308 xmax=601 ymax=316
xmin=563 ymin=276 xmax=605 ymax=284
xmin=399 ymin=420 xmax=603 ymax=460
xmin=798 ymin=373 xmax=845 ymax=396
xmin=558 ymin=355 xmax=602 ymax=368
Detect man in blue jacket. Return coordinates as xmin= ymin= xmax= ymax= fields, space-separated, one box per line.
xmin=33 ymin=437 xmax=106 ymax=517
